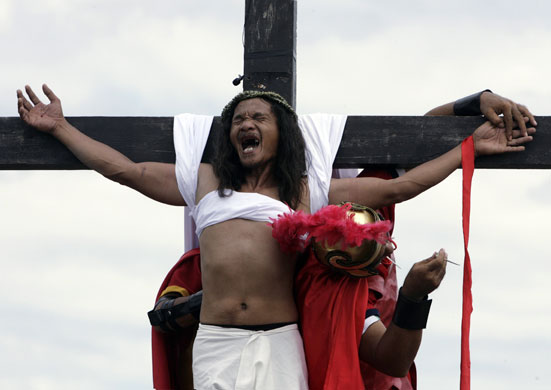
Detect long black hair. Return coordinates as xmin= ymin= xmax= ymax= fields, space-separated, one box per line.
xmin=212 ymin=95 xmax=307 ymax=210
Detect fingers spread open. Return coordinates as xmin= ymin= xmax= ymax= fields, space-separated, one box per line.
xmin=25 ymin=85 xmax=42 ymax=105
xmin=505 ymin=145 xmax=526 ymax=152
xmin=42 ymin=84 xmax=59 ymax=103
xmin=19 ymin=96 xmax=33 ymax=111
xmin=507 ymin=135 xmax=533 ymax=146
xmin=511 ymin=126 xmax=536 ymax=138
xmin=17 ymin=89 xmax=33 ymax=111
xmin=18 ymin=104 xmax=29 ymax=122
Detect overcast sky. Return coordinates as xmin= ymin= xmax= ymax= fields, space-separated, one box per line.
xmin=1 ymin=1 xmax=550 ymax=389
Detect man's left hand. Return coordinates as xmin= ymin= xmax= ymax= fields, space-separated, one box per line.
xmin=473 ymin=120 xmax=536 ymax=157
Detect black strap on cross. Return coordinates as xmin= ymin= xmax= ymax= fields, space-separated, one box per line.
xmin=0 ymin=0 xmax=549 ymax=170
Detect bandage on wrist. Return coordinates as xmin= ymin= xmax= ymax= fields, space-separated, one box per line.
xmin=392 ymin=288 xmax=432 ymax=330
xmin=453 ymin=89 xmax=492 ymax=116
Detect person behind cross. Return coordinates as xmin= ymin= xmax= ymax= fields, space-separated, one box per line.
xmin=17 ymin=85 xmax=536 ymax=390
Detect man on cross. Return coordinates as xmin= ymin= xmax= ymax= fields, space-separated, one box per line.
xmin=17 ymin=85 xmax=535 ymax=389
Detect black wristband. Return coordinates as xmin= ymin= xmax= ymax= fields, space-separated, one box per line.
xmin=453 ymin=89 xmax=492 ymax=116
xmin=392 ymin=288 xmax=432 ymax=330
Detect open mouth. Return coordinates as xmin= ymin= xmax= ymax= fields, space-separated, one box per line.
xmin=241 ymin=134 xmax=260 ymax=153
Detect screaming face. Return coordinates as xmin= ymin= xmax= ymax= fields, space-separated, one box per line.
xmin=229 ymin=98 xmax=279 ymax=170
xmin=241 ymin=133 xmax=260 ymax=154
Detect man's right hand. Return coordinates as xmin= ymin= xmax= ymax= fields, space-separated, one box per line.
xmin=17 ymin=84 xmax=66 ymax=134
xmin=16 ymin=83 xmax=186 ymax=206
xmin=401 ymin=249 xmax=448 ymax=301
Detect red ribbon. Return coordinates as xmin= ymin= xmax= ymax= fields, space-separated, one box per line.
xmin=460 ymin=136 xmax=475 ymax=390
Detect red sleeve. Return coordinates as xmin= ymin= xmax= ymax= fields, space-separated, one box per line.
xmin=152 ymin=248 xmax=202 ymax=390
xmin=358 ymin=168 xmax=416 ymax=390
xmin=155 ymin=248 xmax=202 ymax=300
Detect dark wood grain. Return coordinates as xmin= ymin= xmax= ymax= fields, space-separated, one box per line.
xmin=2 ymin=116 xmax=547 ymax=170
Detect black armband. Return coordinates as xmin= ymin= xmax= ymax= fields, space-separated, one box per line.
xmin=148 ymin=290 xmax=203 ymax=331
xmin=184 ymin=290 xmax=203 ymax=320
xmin=453 ymin=89 xmax=492 ymax=116
xmin=392 ymin=288 xmax=432 ymax=330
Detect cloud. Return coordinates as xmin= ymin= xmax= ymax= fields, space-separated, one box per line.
xmin=2 ymin=1 xmax=551 ymax=389
xmin=0 ymin=0 xmax=14 ymax=32
xmin=1 ymin=1 xmax=244 ymax=117
xmin=297 ymin=19 xmax=551 ymax=114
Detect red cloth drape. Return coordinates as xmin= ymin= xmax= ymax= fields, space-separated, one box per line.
xmin=460 ymin=136 xmax=475 ymax=390
xmin=152 ymin=248 xmax=202 ymax=390
xmin=295 ymin=250 xmax=373 ymax=390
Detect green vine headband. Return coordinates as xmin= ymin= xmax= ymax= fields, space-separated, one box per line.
xmin=221 ymin=90 xmax=297 ymax=122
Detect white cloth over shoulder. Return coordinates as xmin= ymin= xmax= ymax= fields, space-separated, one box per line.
xmin=173 ymin=114 xmax=290 ymax=238
xmin=193 ymin=324 xmax=308 ymax=390
xmin=173 ymin=112 xmax=347 ymax=247
xmin=173 ymin=113 xmax=213 ymax=207
xmin=299 ymin=113 xmax=347 ymax=213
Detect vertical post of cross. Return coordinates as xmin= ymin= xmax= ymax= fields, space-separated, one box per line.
xmin=243 ymin=0 xmax=297 ymax=109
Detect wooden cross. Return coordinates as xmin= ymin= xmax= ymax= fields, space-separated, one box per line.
xmin=1 ymin=0 xmax=549 ymax=170
xmin=1 ymin=2 xmax=549 ymax=388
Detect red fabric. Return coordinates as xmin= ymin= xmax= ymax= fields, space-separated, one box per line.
xmin=151 ymin=169 xmax=414 ymax=390
xmin=270 ymin=203 xmax=392 ymax=254
xmin=361 ymin=263 xmax=416 ymax=390
xmin=460 ymin=137 xmax=475 ymax=390
xmin=152 ymin=248 xmax=202 ymax=390
xmin=357 ymin=168 xmax=415 ymax=390
xmin=153 ymin=247 xmax=374 ymax=390
xmin=296 ymin=249 xmax=373 ymax=390
xmin=295 ymin=168 xmax=406 ymax=390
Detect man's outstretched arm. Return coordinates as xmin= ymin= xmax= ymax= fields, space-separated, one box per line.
xmin=329 ymin=118 xmax=535 ymax=210
xmin=17 ymin=84 xmax=185 ymax=206
xmin=359 ymin=249 xmax=448 ymax=377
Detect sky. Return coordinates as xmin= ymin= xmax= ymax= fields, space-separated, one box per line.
xmin=1 ymin=0 xmax=550 ymax=389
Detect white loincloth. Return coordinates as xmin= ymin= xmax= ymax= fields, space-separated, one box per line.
xmin=192 ymin=323 xmax=308 ymax=390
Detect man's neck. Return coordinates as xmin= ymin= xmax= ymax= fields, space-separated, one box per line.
xmin=241 ymin=163 xmax=278 ymax=193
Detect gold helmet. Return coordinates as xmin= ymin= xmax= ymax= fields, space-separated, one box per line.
xmin=312 ymin=203 xmax=388 ymax=277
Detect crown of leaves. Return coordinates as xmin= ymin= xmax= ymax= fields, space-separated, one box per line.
xmin=221 ymin=90 xmax=297 ymax=122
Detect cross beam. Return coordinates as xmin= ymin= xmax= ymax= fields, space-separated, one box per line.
xmin=1 ymin=0 xmax=549 ymax=170
xmin=1 ymin=116 xmax=549 ymax=170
